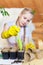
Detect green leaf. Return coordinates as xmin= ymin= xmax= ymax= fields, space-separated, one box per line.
xmin=31 ymin=10 xmax=36 ymax=15
xmin=1 ymin=11 xmax=3 ymax=13
xmin=2 ymin=13 xmax=4 ymax=16
xmin=17 ymin=37 xmax=23 ymax=51
xmin=5 ymin=11 xmax=9 ymax=16
xmin=0 ymin=8 xmax=10 ymax=16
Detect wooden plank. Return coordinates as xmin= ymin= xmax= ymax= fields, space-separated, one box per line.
xmin=0 ymin=0 xmax=43 ymax=22
xmin=34 ymin=0 xmax=43 ymax=19
xmin=34 ymin=28 xmax=43 ymax=33
xmin=34 ymin=22 xmax=43 ymax=27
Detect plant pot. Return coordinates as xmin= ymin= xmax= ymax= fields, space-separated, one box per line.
xmin=1 ymin=48 xmax=9 ymax=59
xmin=17 ymin=51 xmax=24 ymax=60
xmin=10 ymin=52 xmax=17 ymax=59
xmin=9 ymin=48 xmax=17 ymax=59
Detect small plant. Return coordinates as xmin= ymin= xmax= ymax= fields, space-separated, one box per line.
xmin=31 ymin=10 xmax=36 ymax=15
xmin=0 ymin=7 xmax=10 ymax=16
xmin=17 ymin=37 xmax=23 ymax=51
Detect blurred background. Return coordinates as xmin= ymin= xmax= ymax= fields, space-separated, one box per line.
xmin=0 ymin=0 xmax=43 ymax=22
xmin=0 ymin=0 xmax=43 ymax=49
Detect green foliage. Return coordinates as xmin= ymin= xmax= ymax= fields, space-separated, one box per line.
xmin=31 ymin=10 xmax=36 ymax=15
xmin=0 ymin=8 xmax=10 ymax=16
xmin=17 ymin=37 xmax=23 ymax=51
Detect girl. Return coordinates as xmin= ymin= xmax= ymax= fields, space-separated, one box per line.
xmin=16 ymin=8 xmax=35 ymax=45
xmin=2 ymin=8 xmax=35 ymax=48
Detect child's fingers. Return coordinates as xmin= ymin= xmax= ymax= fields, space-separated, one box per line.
xmin=22 ymin=22 xmax=26 ymax=26
xmin=19 ymin=22 xmax=23 ymax=27
xmin=20 ymin=22 xmax=26 ymax=27
xmin=8 ymin=25 xmax=20 ymax=36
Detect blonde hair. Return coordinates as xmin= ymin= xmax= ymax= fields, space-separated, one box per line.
xmin=16 ymin=8 xmax=34 ymax=24
xmin=20 ymin=8 xmax=34 ymax=15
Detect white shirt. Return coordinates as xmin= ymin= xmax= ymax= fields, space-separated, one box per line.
xmin=5 ymin=20 xmax=35 ymax=46
xmin=4 ymin=21 xmax=16 ymax=47
xmin=18 ymin=20 xmax=35 ymax=43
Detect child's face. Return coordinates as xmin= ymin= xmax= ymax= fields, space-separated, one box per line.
xmin=18 ymin=12 xmax=33 ymax=27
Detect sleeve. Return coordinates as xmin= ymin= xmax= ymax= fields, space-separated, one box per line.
xmin=7 ymin=36 xmax=16 ymax=44
xmin=25 ymin=21 xmax=36 ymax=43
xmin=31 ymin=23 xmax=35 ymax=32
xmin=6 ymin=21 xmax=15 ymax=28
xmin=1 ymin=21 xmax=16 ymax=39
xmin=28 ymin=20 xmax=35 ymax=33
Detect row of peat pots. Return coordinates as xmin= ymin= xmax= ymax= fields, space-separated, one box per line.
xmin=1 ymin=48 xmax=24 ymax=60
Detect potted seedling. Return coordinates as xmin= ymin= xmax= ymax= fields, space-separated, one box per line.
xmin=1 ymin=48 xmax=10 ymax=59
xmin=17 ymin=37 xmax=24 ymax=60
xmin=9 ymin=46 xmax=18 ymax=59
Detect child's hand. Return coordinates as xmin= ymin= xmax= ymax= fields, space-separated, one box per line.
xmin=3 ymin=23 xmax=9 ymax=31
xmin=1 ymin=30 xmax=10 ymax=38
xmin=8 ymin=25 xmax=20 ymax=36
xmin=25 ymin=42 xmax=36 ymax=51
xmin=19 ymin=21 xmax=27 ymax=27
xmin=1 ymin=25 xmax=20 ymax=39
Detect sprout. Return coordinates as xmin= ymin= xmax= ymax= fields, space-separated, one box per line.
xmin=31 ymin=10 xmax=36 ymax=15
